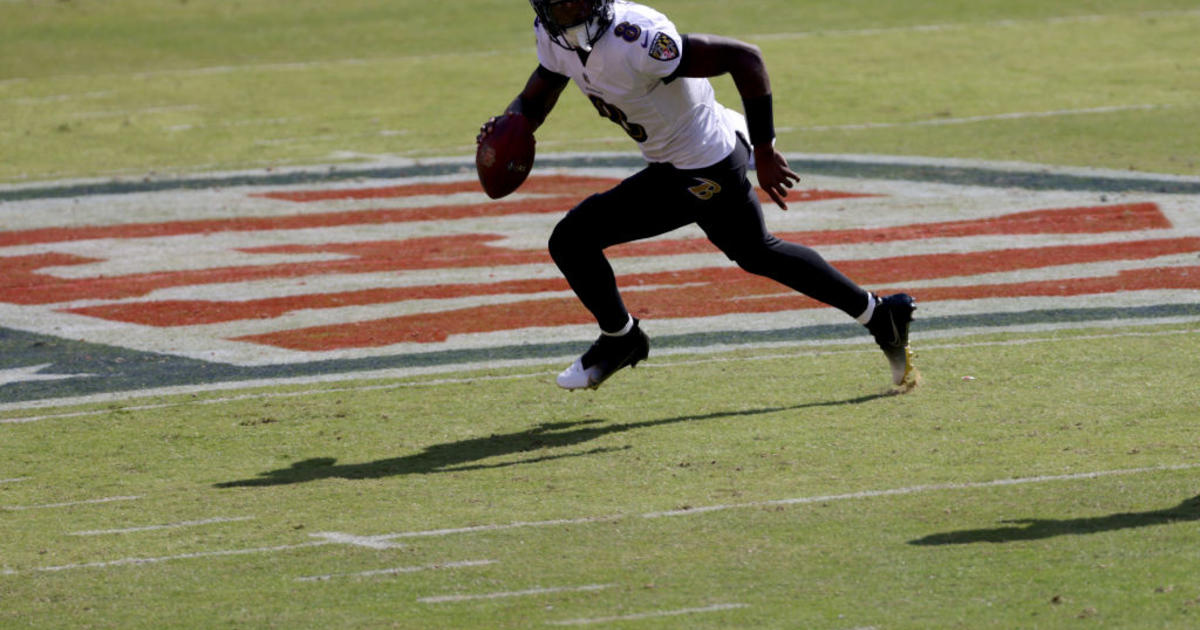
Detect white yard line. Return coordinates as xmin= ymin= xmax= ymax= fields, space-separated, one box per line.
xmin=639 ymin=465 xmax=1200 ymax=519
xmin=418 ymin=583 xmax=615 ymax=604
xmin=327 ymin=463 xmax=1200 ymax=546
xmin=2 ymin=327 xmax=1197 ymax=421
xmin=70 ymin=105 xmax=202 ymax=120
xmin=3 ymin=9 xmax=1194 ymax=87
xmin=296 ymin=559 xmax=496 ymax=582
xmin=2 ymin=495 xmax=141 ymax=511
xmin=4 ymin=91 xmax=115 ymax=105
xmin=68 ymin=516 xmax=255 ymax=536
xmin=308 ymin=532 xmax=405 ymax=550
xmin=0 ymin=477 xmax=30 ymax=484
xmin=4 ymin=463 xmax=1195 ymax=576
xmin=6 ymin=542 xmax=331 ymax=575
xmin=782 ymin=104 xmax=1173 ymax=133
xmin=750 ymin=9 xmax=1200 ymax=42
xmin=549 ymin=603 xmax=750 ymax=626
xmin=318 ymin=514 xmax=624 ymax=543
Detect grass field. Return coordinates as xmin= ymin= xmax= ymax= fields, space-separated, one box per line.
xmin=2 ymin=0 xmax=1199 ymax=181
xmin=3 ymin=328 xmax=1200 ymax=628
xmin=2 ymin=1 xmax=1199 ymax=628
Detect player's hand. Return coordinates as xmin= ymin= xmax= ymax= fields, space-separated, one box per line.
xmin=753 ymin=144 xmax=801 ymax=210
xmin=476 ymin=116 xmax=500 ymax=145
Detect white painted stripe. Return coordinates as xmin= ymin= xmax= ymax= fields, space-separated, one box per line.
xmin=784 ymin=104 xmax=1173 ymax=133
xmin=4 ymin=464 xmax=1194 ymax=577
xmin=309 ymin=532 xmax=405 ymax=550
xmin=296 ymin=559 xmax=496 ymax=582
xmin=5 ymin=91 xmax=115 ymax=105
xmin=3 ymin=8 xmax=1194 ymax=86
xmin=0 ymin=477 xmax=30 ymax=484
xmin=419 ymin=583 xmax=615 ymax=604
xmin=2 ymin=327 xmax=1197 ymax=421
xmin=7 ymin=542 xmax=331 ymax=575
xmin=2 ymin=495 xmax=141 ymax=511
xmin=749 ymin=9 xmax=1200 ymax=42
xmin=71 ymin=105 xmax=202 ymax=120
xmin=549 ymin=603 xmax=750 ymax=626
xmin=362 ymin=515 xmax=624 ymax=541
xmin=351 ymin=464 xmax=1200 ymax=543
xmin=641 ymin=464 xmax=1200 ymax=518
xmin=68 ymin=516 xmax=255 ymax=536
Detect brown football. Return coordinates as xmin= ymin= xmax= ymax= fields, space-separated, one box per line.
xmin=475 ymin=112 xmax=536 ymax=199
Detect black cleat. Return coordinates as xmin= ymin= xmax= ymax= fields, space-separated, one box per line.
xmin=556 ymin=319 xmax=650 ymax=390
xmin=866 ymin=293 xmax=917 ymax=387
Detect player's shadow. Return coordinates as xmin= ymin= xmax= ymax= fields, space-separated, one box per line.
xmin=215 ymin=392 xmax=890 ymax=488
xmin=909 ymin=494 xmax=1200 ymax=545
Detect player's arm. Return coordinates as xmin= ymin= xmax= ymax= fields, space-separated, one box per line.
xmin=673 ymin=34 xmax=800 ymax=210
xmin=478 ymin=65 xmax=569 ymax=143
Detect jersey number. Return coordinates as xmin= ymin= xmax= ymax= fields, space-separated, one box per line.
xmin=588 ymin=95 xmax=648 ymax=142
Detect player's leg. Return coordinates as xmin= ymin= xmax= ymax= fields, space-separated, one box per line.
xmin=691 ymin=142 xmax=917 ymax=386
xmin=548 ymin=164 xmax=695 ymax=389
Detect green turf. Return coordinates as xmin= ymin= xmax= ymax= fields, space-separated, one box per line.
xmin=1 ymin=1 xmax=1198 ymax=182
xmin=2 ymin=1 xmax=1199 ymax=627
xmin=2 ymin=326 xmax=1198 ymax=628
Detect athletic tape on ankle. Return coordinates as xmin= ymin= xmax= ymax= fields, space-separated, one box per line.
xmin=856 ymin=294 xmax=877 ymax=325
xmin=602 ymin=315 xmax=635 ymax=337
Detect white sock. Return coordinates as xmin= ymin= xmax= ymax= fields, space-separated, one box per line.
xmin=602 ymin=315 xmax=635 ymax=337
xmin=855 ymin=293 xmax=877 ymax=325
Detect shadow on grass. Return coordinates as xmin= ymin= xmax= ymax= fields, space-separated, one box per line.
xmin=909 ymin=495 xmax=1200 ymax=545
xmin=215 ymin=392 xmax=891 ymax=488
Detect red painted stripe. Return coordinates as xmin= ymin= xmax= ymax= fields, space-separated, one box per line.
xmin=1 ymin=233 xmax=546 ymax=305
xmin=232 ymin=264 xmax=1200 ymax=350
xmin=47 ymin=233 xmax=1199 ymax=317
xmin=0 ymin=197 xmax=584 ymax=248
xmin=251 ymin=175 xmax=617 ymax=202
xmin=610 ymin=203 xmax=1171 ymax=257
xmin=0 ymin=180 xmax=873 ymax=248
xmin=4 ymin=202 xmax=1179 ymax=306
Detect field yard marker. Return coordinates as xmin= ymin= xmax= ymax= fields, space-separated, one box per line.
xmin=548 ymin=603 xmax=749 ymax=626
xmin=296 ymin=559 xmax=496 ymax=582
xmin=2 ymin=495 xmax=141 ymax=511
xmin=5 ymin=9 xmax=1196 ymax=85
xmin=67 ymin=516 xmax=254 ymax=536
xmin=418 ymin=583 xmax=615 ymax=604
xmin=321 ymin=515 xmax=624 ymax=544
xmin=5 ymin=541 xmax=332 ymax=576
xmin=351 ymin=463 xmax=1200 ymax=542
xmin=642 ymin=464 xmax=1200 ymax=518
xmin=751 ymin=10 xmax=1200 ymax=42
xmin=784 ymin=104 xmax=1173 ymax=133
xmin=5 ymin=465 xmax=1195 ymax=577
xmin=309 ymin=532 xmax=406 ymax=549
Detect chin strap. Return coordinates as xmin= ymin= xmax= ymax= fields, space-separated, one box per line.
xmin=565 ymin=19 xmax=599 ymax=51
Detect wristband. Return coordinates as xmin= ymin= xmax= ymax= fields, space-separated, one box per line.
xmin=743 ymin=93 xmax=775 ymax=147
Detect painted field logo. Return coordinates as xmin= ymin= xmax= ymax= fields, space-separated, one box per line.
xmin=0 ymin=156 xmax=1197 ymax=405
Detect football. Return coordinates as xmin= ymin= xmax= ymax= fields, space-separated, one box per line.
xmin=476 ymin=112 xmax=536 ymax=199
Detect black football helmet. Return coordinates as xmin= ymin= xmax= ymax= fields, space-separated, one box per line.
xmin=529 ymin=0 xmax=615 ymax=51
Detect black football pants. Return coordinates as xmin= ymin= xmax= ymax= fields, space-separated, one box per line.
xmin=547 ymin=140 xmax=871 ymax=334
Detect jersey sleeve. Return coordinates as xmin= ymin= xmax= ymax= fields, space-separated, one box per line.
xmin=533 ymin=19 xmax=568 ymax=76
xmin=626 ymin=12 xmax=682 ymax=80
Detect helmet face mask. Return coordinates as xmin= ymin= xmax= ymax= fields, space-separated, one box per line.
xmin=530 ymin=0 xmax=614 ymax=51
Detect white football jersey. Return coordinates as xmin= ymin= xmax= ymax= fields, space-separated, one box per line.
xmin=535 ymin=1 xmax=746 ymax=169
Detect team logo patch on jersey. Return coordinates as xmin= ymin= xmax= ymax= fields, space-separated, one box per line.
xmin=688 ymin=177 xmax=721 ymax=200
xmin=649 ymin=32 xmax=679 ymax=61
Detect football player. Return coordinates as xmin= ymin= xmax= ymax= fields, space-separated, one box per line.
xmin=478 ymin=0 xmax=917 ymax=390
